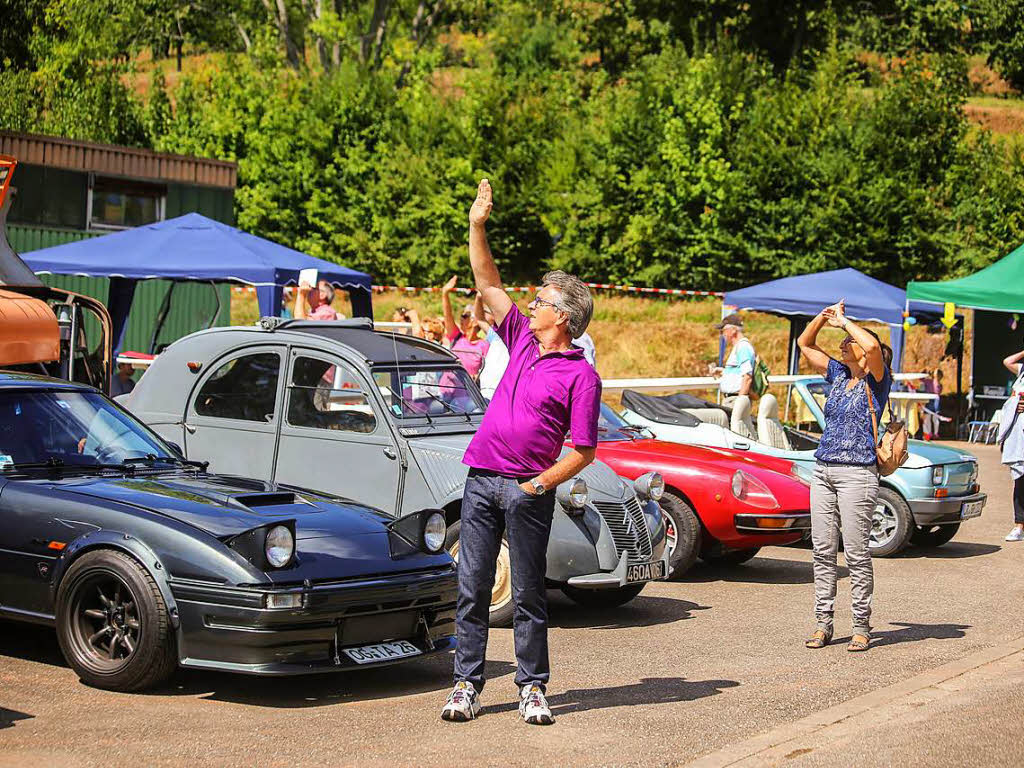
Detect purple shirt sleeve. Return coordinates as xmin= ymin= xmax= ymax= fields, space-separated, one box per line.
xmin=495 ymin=304 xmax=532 ymax=350
xmin=569 ymin=382 xmax=602 ymax=448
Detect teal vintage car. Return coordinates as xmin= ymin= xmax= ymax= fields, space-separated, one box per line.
xmin=620 ymin=376 xmax=986 ymax=557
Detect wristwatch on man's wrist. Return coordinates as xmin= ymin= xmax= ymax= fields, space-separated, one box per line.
xmin=529 ymin=478 xmax=546 ymax=495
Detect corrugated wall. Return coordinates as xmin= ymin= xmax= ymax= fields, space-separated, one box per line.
xmin=9 ymin=225 xmax=232 ymax=353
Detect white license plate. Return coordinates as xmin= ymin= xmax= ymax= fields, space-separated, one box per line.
xmin=626 ymin=560 xmax=666 ymax=583
xmin=342 ymin=640 xmax=422 ymax=665
xmin=961 ymin=500 xmax=984 ymax=520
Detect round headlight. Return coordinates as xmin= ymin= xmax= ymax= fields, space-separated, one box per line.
xmin=731 ymin=470 xmax=745 ymax=499
xmin=265 ymin=525 xmax=294 ymax=568
xmin=423 ymin=512 xmax=446 ymax=553
xmin=568 ymin=477 xmax=589 ymax=509
xmin=647 ymin=472 xmax=665 ymax=501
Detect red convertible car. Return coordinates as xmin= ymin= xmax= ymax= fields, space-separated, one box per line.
xmin=579 ymin=406 xmax=812 ymax=579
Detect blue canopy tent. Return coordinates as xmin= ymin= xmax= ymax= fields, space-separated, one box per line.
xmin=21 ymin=213 xmax=373 ymax=351
xmin=723 ymin=268 xmax=939 ymax=373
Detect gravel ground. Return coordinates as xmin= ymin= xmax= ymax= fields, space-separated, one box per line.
xmin=1 ymin=441 xmax=1019 ymax=768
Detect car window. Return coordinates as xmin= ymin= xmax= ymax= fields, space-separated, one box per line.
xmin=372 ymin=368 xmax=485 ymax=419
xmin=287 ymin=356 xmax=377 ymax=434
xmin=194 ymin=352 xmax=280 ymax=422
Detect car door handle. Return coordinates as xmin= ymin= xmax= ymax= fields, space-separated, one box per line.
xmin=734 ymin=441 xmax=750 ymax=450
xmin=175 ymin=421 xmax=197 ymax=434
xmin=383 ymin=447 xmax=397 ymax=460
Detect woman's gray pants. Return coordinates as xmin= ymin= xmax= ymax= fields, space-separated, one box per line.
xmin=811 ymin=461 xmax=879 ymax=636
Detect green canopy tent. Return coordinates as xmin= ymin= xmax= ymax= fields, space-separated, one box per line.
xmin=908 ymin=243 xmax=1024 ymax=427
xmin=907 ymin=242 xmax=1024 ymax=312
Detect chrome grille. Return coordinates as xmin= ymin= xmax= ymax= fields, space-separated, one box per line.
xmin=593 ymin=497 xmax=653 ymax=563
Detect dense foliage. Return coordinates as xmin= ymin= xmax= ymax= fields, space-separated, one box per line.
xmin=3 ymin=0 xmax=1024 ymax=288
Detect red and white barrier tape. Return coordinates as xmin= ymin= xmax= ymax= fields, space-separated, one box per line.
xmin=371 ymin=284 xmax=724 ymax=297
xmin=232 ymin=283 xmax=724 ymax=298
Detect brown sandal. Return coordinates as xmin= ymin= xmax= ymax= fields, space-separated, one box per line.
xmin=805 ymin=629 xmax=832 ymax=649
xmin=847 ymin=634 xmax=870 ymax=652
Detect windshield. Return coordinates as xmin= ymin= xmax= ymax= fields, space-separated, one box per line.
xmin=597 ymin=403 xmax=646 ymax=441
xmin=0 ymin=390 xmax=174 ymax=469
xmin=372 ymin=368 xmax=487 ymax=420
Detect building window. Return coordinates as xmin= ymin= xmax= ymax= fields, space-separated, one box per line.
xmin=89 ymin=177 xmax=166 ymax=230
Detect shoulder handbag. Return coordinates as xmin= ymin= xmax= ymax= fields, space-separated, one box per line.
xmin=865 ymin=384 xmax=909 ymax=476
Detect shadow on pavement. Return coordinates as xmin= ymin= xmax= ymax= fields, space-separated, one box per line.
xmin=164 ymin=656 xmax=514 ymax=708
xmin=835 ymin=621 xmax=971 ymax=648
xmin=547 ymin=594 xmax=709 ymax=629
xmin=0 ymin=620 xmax=68 ymax=668
xmin=686 ymin=557 xmax=837 ymax=585
xmin=485 ymin=677 xmax=740 ymax=717
xmin=898 ymin=542 xmax=1002 ymax=559
xmin=0 ymin=707 xmax=34 ymax=730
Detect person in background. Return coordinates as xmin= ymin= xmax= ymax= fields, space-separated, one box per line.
xmin=295 ymin=279 xmax=340 ymax=321
xmin=442 ymin=275 xmax=490 ymax=381
xmin=280 ymin=285 xmax=295 ymax=319
xmin=1000 ymin=349 xmax=1024 ymax=542
xmin=921 ymin=368 xmax=946 ymax=440
xmin=440 ymin=179 xmax=600 ymax=726
xmin=110 ymin=362 xmax=136 ymax=398
xmin=573 ymin=330 xmax=597 ymax=367
xmin=798 ymin=299 xmax=891 ymax=653
xmin=475 ymin=301 xmax=509 ymax=399
xmin=392 ymin=307 xmax=414 ymax=334
xmin=711 ymin=313 xmax=755 ymax=407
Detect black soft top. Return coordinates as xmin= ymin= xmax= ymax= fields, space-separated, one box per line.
xmin=620 ymin=390 xmax=718 ymax=427
xmin=273 ymin=319 xmax=458 ymax=366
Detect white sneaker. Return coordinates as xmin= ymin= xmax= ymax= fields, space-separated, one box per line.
xmin=1005 ymin=528 xmax=1024 ymax=542
xmin=441 ymin=681 xmax=480 ymax=722
xmin=519 ymin=684 xmax=554 ymax=725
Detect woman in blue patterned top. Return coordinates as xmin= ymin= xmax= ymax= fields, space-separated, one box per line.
xmin=798 ymin=299 xmax=892 ymax=653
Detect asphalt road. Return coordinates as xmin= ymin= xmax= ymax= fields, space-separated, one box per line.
xmin=2 ymin=441 xmax=1021 ymax=768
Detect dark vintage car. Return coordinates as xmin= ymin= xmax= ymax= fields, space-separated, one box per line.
xmin=0 ymin=373 xmax=456 ymax=692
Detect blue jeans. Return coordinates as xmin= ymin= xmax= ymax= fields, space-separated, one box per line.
xmin=454 ymin=469 xmax=555 ymax=693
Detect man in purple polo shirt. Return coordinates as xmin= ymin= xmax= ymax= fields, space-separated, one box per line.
xmin=441 ymin=179 xmax=601 ymax=726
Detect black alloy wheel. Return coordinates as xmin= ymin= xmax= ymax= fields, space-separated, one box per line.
xmin=56 ymin=549 xmax=177 ymax=691
xmin=659 ymin=490 xmax=702 ymax=580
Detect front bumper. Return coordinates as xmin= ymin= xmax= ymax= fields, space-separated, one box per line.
xmin=564 ymin=547 xmax=671 ymax=589
xmin=733 ymin=512 xmax=812 ymax=535
xmin=170 ymin=565 xmax=457 ymax=675
xmin=908 ymin=492 xmax=987 ymax=526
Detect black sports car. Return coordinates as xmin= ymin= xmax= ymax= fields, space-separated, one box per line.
xmin=0 ymin=373 xmax=456 ymax=691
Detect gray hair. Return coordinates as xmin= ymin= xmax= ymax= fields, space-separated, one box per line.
xmin=542 ymin=270 xmax=593 ymax=338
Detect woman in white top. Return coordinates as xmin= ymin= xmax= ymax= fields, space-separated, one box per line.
xmin=1000 ymin=349 xmax=1024 ymax=541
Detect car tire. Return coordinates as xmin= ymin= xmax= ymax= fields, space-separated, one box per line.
xmin=911 ymin=522 xmax=960 ymax=548
xmin=445 ymin=520 xmax=515 ymax=629
xmin=560 ymin=583 xmax=646 ymax=608
xmin=56 ymin=549 xmax=177 ymax=692
xmin=869 ymin=488 xmax=915 ymax=557
xmin=659 ymin=490 xmax=701 ymax=580
xmin=701 ymin=547 xmax=761 ymax=566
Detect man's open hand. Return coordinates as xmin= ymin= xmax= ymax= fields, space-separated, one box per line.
xmin=469 ymin=178 xmax=492 ymax=227
xmin=442 ymin=275 xmax=457 ymax=294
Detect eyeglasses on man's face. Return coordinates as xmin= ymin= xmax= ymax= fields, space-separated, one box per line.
xmin=529 ymin=295 xmax=563 ymax=312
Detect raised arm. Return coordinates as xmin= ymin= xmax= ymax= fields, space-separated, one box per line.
xmin=468 ymin=179 xmax=513 ymax=326
xmin=1003 ymin=349 xmax=1024 ymax=375
xmin=471 ymin=293 xmax=490 ymax=333
xmin=797 ymin=310 xmax=834 ymax=375
xmin=293 ymin=283 xmax=310 ymax=320
xmin=834 ymin=305 xmax=884 ymax=381
xmin=441 ymin=275 xmax=458 ymax=340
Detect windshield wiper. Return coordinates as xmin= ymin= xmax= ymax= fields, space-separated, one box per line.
xmin=422 ymin=390 xmax=473 ymax=423
xmin=382 ymin=385 xmax=433 ymax=424
xmin=122 ymin=454 xmax=209 ymax=471
xmin=2 ymin=457 xmax=66 ymax=472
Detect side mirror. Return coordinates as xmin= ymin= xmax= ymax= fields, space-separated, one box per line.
xmin=167 ymin=441 xmax=184 ymax=457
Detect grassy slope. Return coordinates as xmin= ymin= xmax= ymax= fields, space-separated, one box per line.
xmin=232 ymin=288 xmax=971 ymax=390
